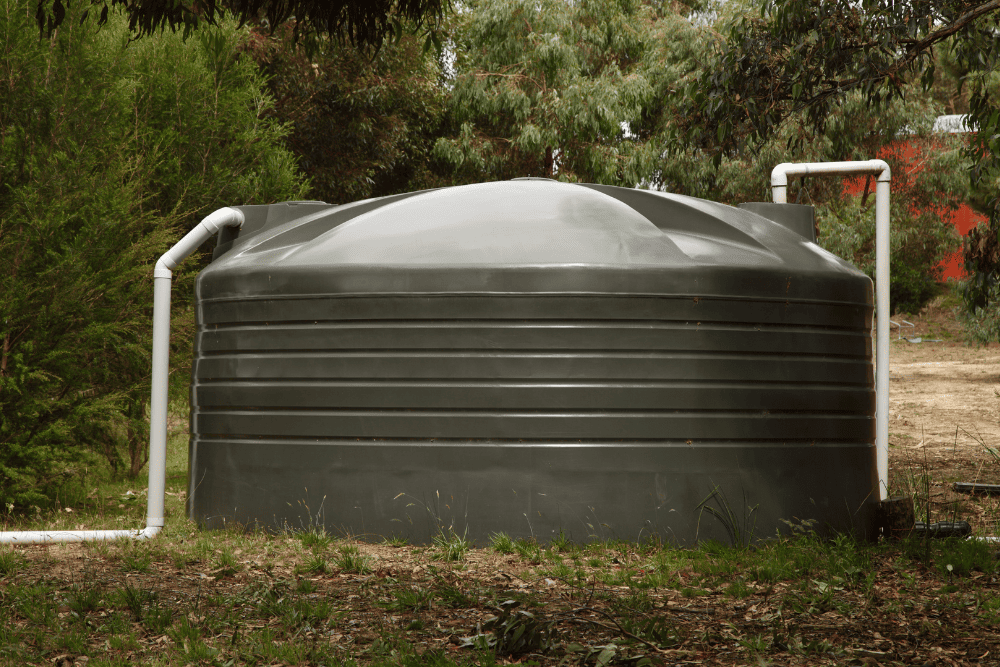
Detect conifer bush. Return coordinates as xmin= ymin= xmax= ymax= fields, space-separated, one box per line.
xmin=0 ymin=0 xmax=306 ymax=509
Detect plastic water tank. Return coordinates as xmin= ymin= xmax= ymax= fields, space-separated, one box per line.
xmin=188 ymin=180 xmax=876 ymax=544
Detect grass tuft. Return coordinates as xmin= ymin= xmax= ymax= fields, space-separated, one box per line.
xmin=433 ymin=529 xmax=470 ymax=562
xmin=335 ymin=544 xmax=372 ymax=574
xmin=490 ymin=532 xmax=515 ymax=554
xmin=0 ymin=549 xmax=23 ymax=576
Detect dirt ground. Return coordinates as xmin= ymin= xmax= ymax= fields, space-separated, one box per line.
xmin=887 ymin=293 xmax=1000 ymax=531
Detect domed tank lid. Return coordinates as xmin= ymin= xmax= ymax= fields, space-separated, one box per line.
xmin=200 ymin=180 xmax=870 ymax=304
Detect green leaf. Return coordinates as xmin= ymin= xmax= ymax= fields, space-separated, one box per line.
xmin=595 ymin=645 xmax=616 ymax=667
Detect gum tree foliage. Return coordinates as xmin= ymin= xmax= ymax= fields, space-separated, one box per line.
xmin=0 ymin=0 xmax=306 ymax=508
xmin=248 ymin=23 xmax=448 ymax=204
xmin=32 ymin=0 xmax=449 ymax=49
xmin=432 ymin=0 xmax=707 ymax=185
xmin=681 ymin=0 xmax=1000 ymax=338
xmin=660 ymin=86 xmax=966 ymax=313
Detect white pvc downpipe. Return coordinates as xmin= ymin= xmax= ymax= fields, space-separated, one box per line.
xmin=771 ymin=161 xmax=891 ymax=500
xmin=0 ymin=207 xmax=245 ymax=545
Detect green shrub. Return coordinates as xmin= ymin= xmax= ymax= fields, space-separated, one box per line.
xmin=958 ymin=221 xmax=1000 ymax=344
xmin=815 ymin=196 xmax=961 ymax=314
xmin=0 ymin=0 xmax=306 ymax=509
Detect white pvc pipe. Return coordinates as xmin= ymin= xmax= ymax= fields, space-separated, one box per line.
xmin=771 ymin=161 xmax=891 ymax=500
xmin=0 ymin=207 xmax=244 ymax=545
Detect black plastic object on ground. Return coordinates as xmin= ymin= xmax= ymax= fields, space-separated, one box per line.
xmin=954 ymin=482 xmax=1000 ymax=496
xmin=913 ymin=521 xmax=972 ymax=538
xmin=188 ymin=180 xmax=877 ymax=545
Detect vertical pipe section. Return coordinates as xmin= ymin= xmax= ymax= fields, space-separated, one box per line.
xmin=771 ymin=161 xmax=891 ymax=500
xmin=874 ymin=174 xmax=891 ymax=498
xmin=0 ymin=207 xmax=244 ymax=545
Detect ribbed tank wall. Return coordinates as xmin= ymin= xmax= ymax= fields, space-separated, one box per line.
xmin=194 ymin=295 xmax=872 ymax=441
xmin=189 ymin=293 xmax=875 ymax=543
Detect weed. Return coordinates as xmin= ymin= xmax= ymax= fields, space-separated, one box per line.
xmin=118 ymin=542 xmax=152 ymax=574
xmin=736 ymin=631 xmax=769 ymax=654
xmin=435 ymin=582 xmax=475 ymax=608
xmin=696 ymin=485 xmax=759 ymax=549
xmin=609 ymin=590 xmax=653 ymax=614
xmin=478 ymin=599 xmax=558 ymax=656
xmin=542 ymin=562 xmax=575 ymax=581
xmin=168 ymin=616 xmax=202 ymax=644
xmin=514 ymin=538 xmax=543 ymax=563
xmin=55 ymin=628 xmax=87 ymax=654
xmin=214 ymin=549 xmax=241 ymax=577
xmin=724 ymin=579 xmax=752 ymax=599
xmin=144 ymin=603 xmax=173 ymax=633
xmin=285 ymin=598 xmax=335 ymax=629
xmin=67 ymin=584 xmax=103 ymax=614
xmin=13 ymin=583 xmax=56 ymax=627
xmin=300 ymin=553 xmax=329 ymax=575
xmin=550 ymin=530 xmax=573 ymax=553
xmin=383 ymin=535 xmax=409 ymax=547
xmin=433 ymin=529 xmax=470 ymax=562
xmin=490 ymin=532 xmax=515 ymax=555
xmin=0 ymin=549 xmax=22 ymax=576
xmin=297 ymin=578 xmax=318 ymax=594
xmin=933 ymin=537 xmax=996 ymax=577
xmin=300 ymin=526 xmax=333 ymax=551
xmin=335 ymin=545 xmax=372 ymax=574
xmin=620 ymin=616 xmax=684 ymax=648
xmin=384 ymin=586 xmax=434 ymax=612
xmin=680 ymin=587 xmax=709 ymax=598
xmin=108 ymin=632 xmax=141 ymax=652
xmin=116 ymin=582 xmax=157 ymax=621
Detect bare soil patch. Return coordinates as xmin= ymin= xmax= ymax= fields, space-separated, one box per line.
xmin=888 ymin=294 xmax=1000 ymax=533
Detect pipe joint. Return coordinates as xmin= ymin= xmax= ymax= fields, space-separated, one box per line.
xmin=872 ymin=159 xmax=892 ymax=182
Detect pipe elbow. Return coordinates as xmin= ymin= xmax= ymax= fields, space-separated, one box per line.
xmin=871 ymin=159 xmax=891 ymax=182
xmin=137 ymin=525 xmax=163 ymax=540
xmin=770 ymin=163 xmax=795 ymax=188
xmin=156 ymin=207 xmax=245 ymax=273
xmin=201 ymin=206 xmax=245 ymax=235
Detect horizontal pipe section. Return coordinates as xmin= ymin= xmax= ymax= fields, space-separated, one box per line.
xmin=0 ymin=527 xmax=161 ymax=545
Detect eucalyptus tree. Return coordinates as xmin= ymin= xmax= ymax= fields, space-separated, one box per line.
xmin=253 ymin=24 xmax=448 ymax=204
xmin=681 ymin=0 xmax=1000 ymax=340
xmin=433 ymin=0 xmax=708 ymax=185
xmin=33 ymin=0 xmax=449 ymax=48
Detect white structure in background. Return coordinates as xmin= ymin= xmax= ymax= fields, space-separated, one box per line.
xmin=932 ymin=114 xmax=974 ymax=134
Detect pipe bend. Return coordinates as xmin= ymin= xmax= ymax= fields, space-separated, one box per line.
xmin=201 ymin=206 xmax=246 ymax=235
xmin=156 ymin=207 xmax=245 ymax=273
xmin=770 ymin=163 xmax=796 ymax=188
xmin=870 ymin=159 xmax=891 ymax=182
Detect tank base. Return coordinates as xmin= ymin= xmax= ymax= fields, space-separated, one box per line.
xmin=188 ymin=439 xmax=878 ymax=546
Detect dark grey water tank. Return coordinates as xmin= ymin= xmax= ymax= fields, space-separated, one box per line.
xmin=188 ymin=180 xmax=876 ymax=545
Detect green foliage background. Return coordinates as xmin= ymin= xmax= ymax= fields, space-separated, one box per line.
xmin=0 ymin=0 xmax=989 ymax=509
xmin=0 ymin=0 xmax=306 ymax=508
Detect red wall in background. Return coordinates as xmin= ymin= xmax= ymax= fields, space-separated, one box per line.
xmin=842 ymin=139 xmax=985 ymax=281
